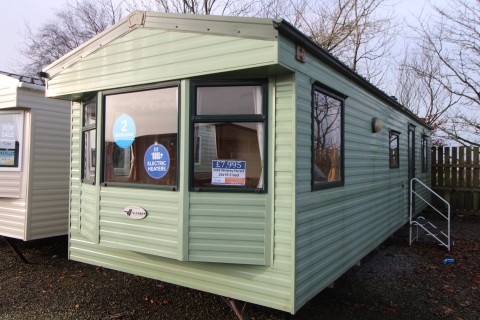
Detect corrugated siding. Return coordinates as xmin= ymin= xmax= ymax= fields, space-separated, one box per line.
xmin=70 ymin=103 xmax=81 ymax=236
xmin=79 ymin=184 xmax=97 ymax=243
xmin=46 ymin=28 xmax=277 ymax=97
xmin=276 ymin=37 xmax=431 ymax=311
xmin=273 ymin=74 xmax=296 ymax=311
xmin=0 ymin=171 xmax=23 ymax=199
xmin=68 ymin=76 xmax=295 ymax=312
xmin=21 ymin=90 xmax=71 ymax=240
xmin=0 ymin=76 xmax=17 ymax=109
xmin=0 ymin=197 xmax=26 ymax=239
xmin=188 ymin=193 xmax=267 ymax=265
xmin=69 ymin=101 xmax=98 ymax=244
xmin=99 ymin=187 xmax=180 ymax=259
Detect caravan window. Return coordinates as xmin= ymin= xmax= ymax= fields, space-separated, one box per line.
xmin=191 ymin=81 xmax=267 ymax=192
xmin=103 ymin=85 xmax=179 ymax=189
xmin=421 ymin=135 xmax=429 ymax=172
xmin=82 ymin=97 xmax=97 ymax=182
xmin=312 ymin=85 xmax=344 ymax=190
xmin=389 ymin=131 xmax=400 ymax=168
xmin=0 ymin=112 xmax=23 ymax=170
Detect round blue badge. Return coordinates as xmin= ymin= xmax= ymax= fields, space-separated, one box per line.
xmin=113 ymin=114 xmax=136 ymax=148
xmin=144 ymin=144 xmax=170 ymax=180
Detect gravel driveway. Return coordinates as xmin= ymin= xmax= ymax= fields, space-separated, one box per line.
xmin=1 ymin=215 xmax=479 ymax=320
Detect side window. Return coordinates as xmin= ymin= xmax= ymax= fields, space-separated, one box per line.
xmin=103 ymin=86 xmax=178 ymax=188
xmin=312 ymin=85 xmax=344 ymax=189
xmin=389 ymin=131 xmax=400 ymax=168
xmin=191 ymin=81 xmax=267 ymax=192
xmin=421 ymin=135 xmax=429 ymax=172
xmin=0 ymin=112 xmax=23 ymax=170
xmin=82 ymin=97 xmax=97 ymax=182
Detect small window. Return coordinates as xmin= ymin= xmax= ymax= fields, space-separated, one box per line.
xmin=191 ymin=81 xmax=267 ymax=192
xmin=82 ymin=97 xmax=97 ymax=181
xmin=389 ymin=131 xmax=400 ymax=168
xmin=312 ymin=85 xmax=344 ymax=189
xmin=0 ymin=112 xmax=24 ymax=170
xmin=103 ymin=86 xmax=178 ymax=188
xmin=421 ymin=135 xmax=429 ymax=172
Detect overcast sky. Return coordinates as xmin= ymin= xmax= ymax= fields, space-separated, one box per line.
xmin=0 ymin=0 xmax=442 ymax=75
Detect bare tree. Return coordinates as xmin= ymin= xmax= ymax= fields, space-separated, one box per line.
xmin=131 ymin=0 xmax=398 ymax=85
xmin=126 ymin=0 xmax=256 ymax=15
xmin=419 ymin=0 xmax=479 ymax=109
xmin=19 ymin=0 xmax=125 ymax=76
xmin=288 ymin=0 xmax=398 ymax=85
xmin=396 ymin=41 xmax=462 ymax=143
xmin=399 ymin=0 xmax=480 ymax=145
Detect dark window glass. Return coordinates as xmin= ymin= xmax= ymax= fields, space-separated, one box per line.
xmin=82 ymin=97 xmax=97 ymax=181
xmin=421 ymin=135 xmax=429 ymax=172
xmin=389 ymin=131 xmax=400 ymax=168
xmin=192 ymin=83 xmax=266 ymax=191
xmin=104 ymin=86 xmax=178 ymax=187
xmin=312 ymin=87 xmax=344 ymax=188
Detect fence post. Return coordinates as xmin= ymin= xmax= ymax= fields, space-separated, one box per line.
xmin=431 ymin=146 xmax=480 ymax=216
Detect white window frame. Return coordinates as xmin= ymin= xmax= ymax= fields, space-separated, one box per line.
xmin=0 ymin=111 xmax=24 ymax=172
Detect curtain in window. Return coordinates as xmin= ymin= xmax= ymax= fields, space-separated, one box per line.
xmin=254 ymin=87 xmax=264 ymax=188
xmin=129 ymin=143 xmax=137 ymax=182
xmin=105 ymin=142 xmax=115 ymax=181
xmin=327 ymin=148 xmax=340 ymax=181
xmin=12 ymin=113 xmax=22 ymax=143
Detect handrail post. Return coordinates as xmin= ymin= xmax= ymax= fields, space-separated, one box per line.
xmin=409 ymin=178 xmax=451 ymax=251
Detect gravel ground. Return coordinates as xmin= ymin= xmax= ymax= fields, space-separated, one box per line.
xmin=1 ymin=215 xmax=479 ymax=320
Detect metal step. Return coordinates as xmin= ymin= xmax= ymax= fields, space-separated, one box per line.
xmin=409 ymin=178 xmax=451 ymax=251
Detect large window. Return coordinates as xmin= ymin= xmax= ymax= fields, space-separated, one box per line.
xmin=0 ymin=112 xmax=23 ymax=170
xmin=103 ymin=86 xmax=178 ymax=188
xmin=82 ymin=97 xmax=96 ymax=181
xmin=312 ymin=85 xmax=344 ymax=189
xmin=191 ymin=81 xmax=267 ymax=192
xmin=389 ymin=131 xmax=400 ymax=168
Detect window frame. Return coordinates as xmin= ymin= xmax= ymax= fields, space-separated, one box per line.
xmin=100 ymin=82 xmax=181 ymax=191
xmin=0 ymin=111 xmax=24 ymax=171
xmin=189 ymin=79 xmax=268 ymax=193
xmin=389 ymin=130 xmax=400 ymax=169
xmin=311 ymin=84 xmax=345 ymax=191
xmin=81 ymin=95 xmax=97 ymax=184
xmin=421 ymin=135 xmax=429 ymax=173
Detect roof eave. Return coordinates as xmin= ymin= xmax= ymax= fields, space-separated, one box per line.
xmin=42 ymin=11 xmax=146 ymax=78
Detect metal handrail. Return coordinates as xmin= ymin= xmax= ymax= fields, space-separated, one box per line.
xmin=409 ymin=178 xmax=451 ymax=251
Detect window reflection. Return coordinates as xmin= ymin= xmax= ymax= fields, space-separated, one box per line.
xmin=389 ymin=132 xmax=400 ymax=168
xmin=104 ymin=87 xmax=178 ymax=186
xmin=192 ymin=84 xmax=265 ymax=190
xmin=312 ymin=88 xmax=343 ymax=185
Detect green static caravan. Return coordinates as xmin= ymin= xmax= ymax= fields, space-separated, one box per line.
xmin=0 ymin=72 xmax=70 ymax=241
xmin=42 ymin=12 xmax=432 ymax=313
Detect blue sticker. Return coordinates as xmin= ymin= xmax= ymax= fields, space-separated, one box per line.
xmin=144 ymin=144 xmax=170 ymax=180
xmin=113 ymin=114 xmax=136 ymax=148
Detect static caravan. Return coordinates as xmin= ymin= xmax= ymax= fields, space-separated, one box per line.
xmin=42 ymin=12 xmax=431 ymax=313
xmin=0 ymin=72 xmax=70 ymax=242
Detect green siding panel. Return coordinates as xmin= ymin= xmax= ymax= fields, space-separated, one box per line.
xmin=47 ymin=29 xmax=277 ymax=97
xmin=99 ymin=187 xmax=180 ymax=259
xmin=65 ymin=75 xmax=295 ymax=312
xmin=188 ymin=193 xmax=267 ymax=265
xmin=277 ymin=35 xmax=431 ymax=312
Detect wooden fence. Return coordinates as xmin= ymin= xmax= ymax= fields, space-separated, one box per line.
xmin=431 ymin=146 xmax=480 ymax=216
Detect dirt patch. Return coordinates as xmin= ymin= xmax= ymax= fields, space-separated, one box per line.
xmin=1 ymin=215 xmax=479 ymax=320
